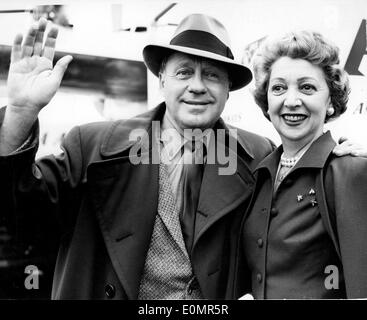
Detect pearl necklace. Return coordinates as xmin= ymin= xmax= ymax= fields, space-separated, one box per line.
xmin=280 ymin=154 xmax=300 ymax=168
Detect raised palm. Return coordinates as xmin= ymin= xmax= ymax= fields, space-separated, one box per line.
xmin=7 ymin=18 xmax=72 ymax=113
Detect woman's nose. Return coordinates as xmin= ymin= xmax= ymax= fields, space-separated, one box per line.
xmin=284 ymin=91 xmax=301 ymax=108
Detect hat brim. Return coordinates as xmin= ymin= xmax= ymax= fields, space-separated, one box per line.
xmin=143 ymin=44 xmax=252 ymax=91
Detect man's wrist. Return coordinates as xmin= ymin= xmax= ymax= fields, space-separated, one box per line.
xmin=6 ymin=104 xmax=40 ymax=123
xmin=0 ymin=106 xmax=38 ymax=155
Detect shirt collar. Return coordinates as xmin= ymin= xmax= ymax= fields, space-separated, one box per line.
xmin=160 ymin=111 xmax=213 ymax=161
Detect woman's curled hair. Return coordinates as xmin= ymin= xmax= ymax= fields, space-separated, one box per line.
xmin=253 ymin=30 xmax=350 ymax=122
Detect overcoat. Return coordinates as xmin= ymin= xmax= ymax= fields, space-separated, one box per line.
xmin=0 ymin=103 xmax=274 ymax=299
xmin=232 ymin=132 xmax=367 ymax=299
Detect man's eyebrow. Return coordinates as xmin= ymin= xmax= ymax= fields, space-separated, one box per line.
xmin=202 ymin=61 xmax=226 ymax=71
xmin=171 ymin=60 xmax=194 ymax=69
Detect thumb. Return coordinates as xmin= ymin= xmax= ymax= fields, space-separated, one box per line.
xmin=52 ymin=55 xmax=73 ymax=82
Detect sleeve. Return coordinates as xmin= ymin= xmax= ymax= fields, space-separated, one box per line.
xmin=0 ymin=114 xmax=85 ymax=250
xmin=327 ymin=156 xmax=367 ymax=298
xmin=9 ymin=134 xmax=34 ymax=154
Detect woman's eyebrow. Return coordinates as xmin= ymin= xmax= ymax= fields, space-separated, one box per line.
xmin=297 ymin=76 xmax=317 ymax=82
xmin=269 ymin=77 xmax=285 ymax=82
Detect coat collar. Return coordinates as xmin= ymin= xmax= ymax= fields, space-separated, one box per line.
xmin=100 ymin=103 xmax=165 ymax=157
xmin=99 ymin=102 xmax=255 ymax=159
xmin=255 ymin=131 xmax=336 ymax=177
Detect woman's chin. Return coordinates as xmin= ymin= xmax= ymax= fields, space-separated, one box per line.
xmin=279 ymin=129 xmax=323 ymax=148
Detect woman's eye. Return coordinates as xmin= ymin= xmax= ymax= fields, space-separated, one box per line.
xmin=301 ymin=84 xmax=316 ymax=93
xmin=270 ymin=84 xmax=286 ymax=94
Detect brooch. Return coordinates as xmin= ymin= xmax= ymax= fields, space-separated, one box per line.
xmin=297 ymin=188 xmax=317 ymax=206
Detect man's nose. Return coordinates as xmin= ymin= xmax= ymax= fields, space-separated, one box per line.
xmin=188 ymin=72 xmax=207 ymax=94
xmin=284 ymin=90 xmax=301 ymax=108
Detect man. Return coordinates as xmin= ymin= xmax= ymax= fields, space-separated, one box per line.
xmin=0 ymin=14 xmax=360 ymax=300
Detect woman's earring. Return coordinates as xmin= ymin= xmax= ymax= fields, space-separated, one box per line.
xmin=326 ymin=107 xmax=335 ymax=116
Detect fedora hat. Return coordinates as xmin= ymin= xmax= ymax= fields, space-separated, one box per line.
xmin=143 ymin=14 xmax=252 ymax=91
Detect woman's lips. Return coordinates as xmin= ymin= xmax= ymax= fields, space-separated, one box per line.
xmin=281 ymin=113 xmax=308 ymax=125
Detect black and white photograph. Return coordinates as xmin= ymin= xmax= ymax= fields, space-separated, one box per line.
xmin=0 ymin=0 xmax=367 ymax=311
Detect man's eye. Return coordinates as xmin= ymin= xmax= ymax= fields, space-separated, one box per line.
xmin=175 ymin=69 xmax=193 ymax=79
xmin=204 ymin=71 xmax=220 ymax=80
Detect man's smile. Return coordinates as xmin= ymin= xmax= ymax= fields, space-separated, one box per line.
xmin=182 ymin=99 xmax=212 ymax=105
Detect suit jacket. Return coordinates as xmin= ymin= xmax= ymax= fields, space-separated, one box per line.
xmin=0 ymin=103 xmax=274 ymax=299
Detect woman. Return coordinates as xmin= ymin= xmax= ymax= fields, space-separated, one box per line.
xmin=236 ymin=31 xmax=367 ymax=299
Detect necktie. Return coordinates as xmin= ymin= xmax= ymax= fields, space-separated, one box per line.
xmin=180 ymin=142 xmax=205 ymax=255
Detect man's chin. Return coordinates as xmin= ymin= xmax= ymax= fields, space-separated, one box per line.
xmin=181 ymin=120 xmax=212 ymax=131
xmin=180 ymin=113 xmax=219 ymax=130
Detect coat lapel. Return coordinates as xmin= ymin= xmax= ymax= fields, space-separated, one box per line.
xmin=193 ymin=124 xmax=255 ymax=248
xmin=87 ymin=155 xmax=158 ymax=300
xmin=86 ymin=105 xmax=166 ymax=300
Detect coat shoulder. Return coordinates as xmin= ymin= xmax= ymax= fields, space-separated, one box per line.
xmin=229 ymin=124 xmax=276 ymax=164
xmin=74 ymin=120 xmax=115 ymax=150
xmin=237 ymin=127 xmax=275 ymax=150
xmin=327 ymin=154 xmax=367 ymax=181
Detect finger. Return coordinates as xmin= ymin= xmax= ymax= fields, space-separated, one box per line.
xmin=338 ymin=136 xmax=348 ymax=144
xmin=50 ymin=55 xmax=73 ymax=83
xmin=351 ymin=149 xmax=365 ymax=157
xmin=333 ymin=145 xmax=363 ymax=157
xmin=337 ymin=137 xmax=358 ymax=152
xmin=11 ymin=33 xmax=23 ymax=62
xmin=33 ymin=18 xmax=48 ymax=56
xmin=21 ymin=23 xmax=38 ymax=58
xmin=336 ymin=139 xmax=353 ymax=149
xmin=332 ymin=145 xmax=352 ymax=156
xmin=42 ymin=26 xmax=58 ymax=62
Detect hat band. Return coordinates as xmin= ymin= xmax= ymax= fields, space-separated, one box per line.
xmin=170 ymin=30 xmax=234 ymax=60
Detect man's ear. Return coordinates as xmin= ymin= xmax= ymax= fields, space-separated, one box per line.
xmin=159 ymin=72 xmax=165 ymax=89
xmin=227 ymin=81 xmax=232 ymax=100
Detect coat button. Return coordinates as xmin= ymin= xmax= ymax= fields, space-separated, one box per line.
xmin=105 ymin=284 xmax=115 ymax=299
xmin=257 ymin=238 xmax=263 ymax=248
xmin=270 ymin=208 xmax=278 ymax=217
xmin=256 ymin=273 xmax=262 ymax=283
xmin=187 ymin=277 xmax=199 ymax=295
